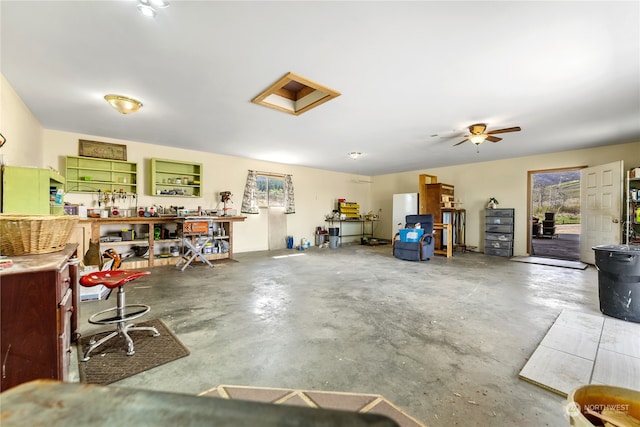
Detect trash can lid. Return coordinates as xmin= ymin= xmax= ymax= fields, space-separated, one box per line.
xmin=592 ymin=244 xmax=640 ymax=254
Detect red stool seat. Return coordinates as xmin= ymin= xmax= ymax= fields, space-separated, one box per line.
xmin=79 ymin=269 xmax=158 ymax=361
xmin=80 ymin=270 xmax=151 ymax=289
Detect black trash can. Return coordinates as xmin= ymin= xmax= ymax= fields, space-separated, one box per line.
xmin=592 ymin=244 xmax=640 ymax=323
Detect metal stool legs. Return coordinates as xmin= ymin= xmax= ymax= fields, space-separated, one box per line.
xmin=82 ymin=285 xmax=160 ymax=361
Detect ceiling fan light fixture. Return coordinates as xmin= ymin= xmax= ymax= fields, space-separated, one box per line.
xmin=348 ymin=151 xmax=362 ymax=160
xmin=469 ymin=134 xmax=487 ymax=145
xmin=104 ymin=94 xmax=143 ymax=114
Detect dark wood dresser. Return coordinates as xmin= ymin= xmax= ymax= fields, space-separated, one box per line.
xmin=0 ymin=244 xmax=79 ymax=391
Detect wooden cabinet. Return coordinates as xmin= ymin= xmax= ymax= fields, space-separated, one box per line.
xmin=80 ymin=216 xmax=245 ymax=269
xmin=150 ymin=158 xmax=202 ymax=197
xmin=65 ymin=156 xmax=138 ymax=194
xmin=1 ymin=166 xmax=65 ymax=214
xmin=420 ymin=182 xmax=454 ymax=251
xmin=0 ymin=245 xmax=79 ymax=391
xmin=484 ymin=208 xmax=514 ymax=257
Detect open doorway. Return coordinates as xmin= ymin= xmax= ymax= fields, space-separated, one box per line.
xmin=527 ymin=167 xmax=585 ymax=261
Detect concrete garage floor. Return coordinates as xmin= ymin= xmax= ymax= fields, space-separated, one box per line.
xmin=76 ymin=244 xmax=601 ymax=427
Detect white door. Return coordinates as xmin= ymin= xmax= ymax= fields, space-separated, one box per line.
xmin=580 ymin=161 xmax=623 ymax=264
xmin=268 ymin=207 xmax=287 ymax=250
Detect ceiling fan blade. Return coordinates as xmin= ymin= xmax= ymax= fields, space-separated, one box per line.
xmin=486 ymin=135 xmax=502 ymax=143
xmin=438 ymin=131 xmax=466 ymax=140
xmin=453 ymin=139 xmax=468 ymax=146
xmin=487 ymin=126 xmax=521 ymax=135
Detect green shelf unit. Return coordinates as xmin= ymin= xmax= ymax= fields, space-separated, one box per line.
xmin=150 ymin=158 xmax=202 ymax=197
xmin=65 ymin=156 xmax=138 ymax=194
xmin=1 ymin=166 xmax=65 ymax=214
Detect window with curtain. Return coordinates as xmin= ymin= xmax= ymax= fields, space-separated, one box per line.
xmin=241 ymin=171 xmax=295 ymax=214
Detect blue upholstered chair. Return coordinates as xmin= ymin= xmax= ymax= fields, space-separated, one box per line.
xmin=392 ymin=214 xmax=435 ymax=261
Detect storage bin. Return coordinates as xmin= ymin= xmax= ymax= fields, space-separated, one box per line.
xmin=488 ymin=217 xmax=514 ymax=225
xmin=484 ymin=247 xmax=512 ymax=257
xmin=399 ymin=228 xmax=424 ymax=242
xmin=485 ymin=224 xmax=514 ymax=233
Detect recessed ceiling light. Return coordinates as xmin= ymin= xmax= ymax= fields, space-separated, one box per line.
xmin=252 ymin=72 xmax=340 ymax=116
xmin=348 ymin=152 xmax=362 ymax=160
xmin=104 ymin=94 xmax=143 ymax=114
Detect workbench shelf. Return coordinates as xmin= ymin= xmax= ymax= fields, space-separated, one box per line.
xmin=65 ymin=156 xmax=138 ymax=194
xmin=72 ymin=216 xmax=245 ymax=269
xmin=150 ymin=158 xmax=202 ymax=197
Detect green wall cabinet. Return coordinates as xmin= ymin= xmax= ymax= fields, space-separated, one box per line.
xmin=65 ymin=156 xmax=137 ymax=194
xmin=150 ymin=158 xmax=202 ymax=197
xmin=1 ymin=166 xmax=65 ymax=214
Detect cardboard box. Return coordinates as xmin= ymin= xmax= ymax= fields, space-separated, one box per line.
xmin=399 ymin=228 xmax=424 ymax=242
xmin=631 ymin=167 xmax=640 ymax=178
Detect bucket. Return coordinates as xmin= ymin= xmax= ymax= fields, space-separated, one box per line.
xmin=328 ymin=227 xmax=339 ymax=236
xmin=329 ymin=235 xmax=339 ymax=249
xmin=567 ymin=385 xmax=640 ymax=426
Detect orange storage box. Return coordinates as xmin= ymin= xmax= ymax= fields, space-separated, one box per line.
xmin=182 ymin=220 xmax=209 ymax=234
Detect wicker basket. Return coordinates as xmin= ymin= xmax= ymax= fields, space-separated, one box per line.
xmin=0 ymin=214 xmax=80 ymax=256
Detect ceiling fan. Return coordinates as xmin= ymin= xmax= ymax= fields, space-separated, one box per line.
xmin=453 ymin=123 xmax=521 ymax=147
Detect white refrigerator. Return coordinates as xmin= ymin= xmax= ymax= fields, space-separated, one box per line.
xmin=392 ymin=193 xmax=418 ymax=238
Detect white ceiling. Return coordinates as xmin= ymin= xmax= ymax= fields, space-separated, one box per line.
xmin=2 ymin=1 xmax=639 ymax=176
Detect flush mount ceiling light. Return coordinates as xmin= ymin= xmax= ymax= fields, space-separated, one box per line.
xmin=348 ymin=152 xmax=362 ymax=160
xmin=252 ymin=72 xmax=341 ymax=116
xmin=137 ymin=0 xmax=169 ymax=18
xmin=104 ymin=94 xmax=143 ymax=114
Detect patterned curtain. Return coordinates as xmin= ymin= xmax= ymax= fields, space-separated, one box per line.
xmin=284 ymin=174 xmax=296 ymax=214
xmin=240 ymin=170 xmax=259 ymax=214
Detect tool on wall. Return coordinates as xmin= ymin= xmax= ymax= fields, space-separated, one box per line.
xmin=220 ymin=191 xmax=233 ymax=216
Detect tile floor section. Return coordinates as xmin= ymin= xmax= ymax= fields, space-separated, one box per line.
xmin=519 ymin=310 xmax=640 ymax=396
xmin=200 ymin=385 xmax=426 ymax=427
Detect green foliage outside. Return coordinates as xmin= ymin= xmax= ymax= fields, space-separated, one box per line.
xmin=532 ymin=177 xmax=580 ymax=224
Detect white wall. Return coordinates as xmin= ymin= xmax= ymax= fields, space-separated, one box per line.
xmin=0 ymin=74 xmax=44 ymax=167
xmin=373 ymin=141 xmax=640 ymax=256
xmin=4 ymin=73 xmax=639 ymax=256
xmin=41 ymin=129 xmax=374 ymax=252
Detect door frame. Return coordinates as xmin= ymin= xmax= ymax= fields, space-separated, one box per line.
xmin=526 ymin=165 xmax=587 ymax=256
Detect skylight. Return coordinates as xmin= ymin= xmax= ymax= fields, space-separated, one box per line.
xmin=252 ymin=72 xmax=340 ymax=115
